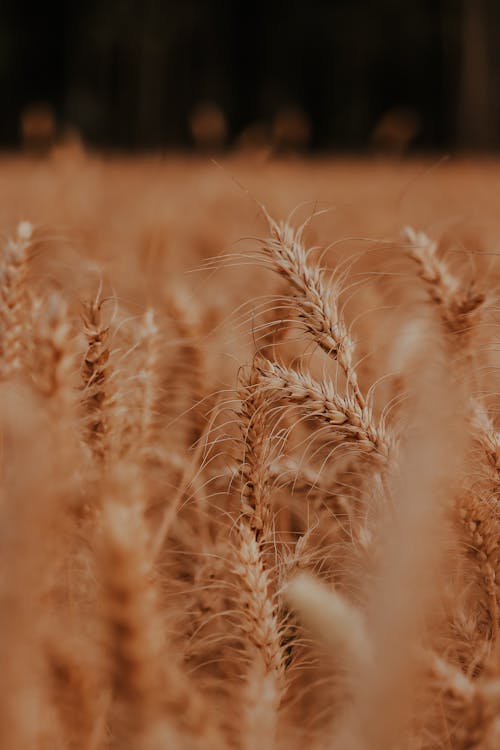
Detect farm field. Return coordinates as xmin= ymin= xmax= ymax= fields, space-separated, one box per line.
xmin=0 ymin=153 xmax=499 ymax=749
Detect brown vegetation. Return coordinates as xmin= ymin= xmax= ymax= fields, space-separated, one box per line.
xmin=0 ymin=154 xmax=499 ymax=749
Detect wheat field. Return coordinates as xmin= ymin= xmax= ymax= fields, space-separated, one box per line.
xmin=0 ymin=152 xmax=499 ymax=749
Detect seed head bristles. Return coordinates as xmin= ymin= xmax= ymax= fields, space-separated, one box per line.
xmin=259 ymin=215 xmax=365 ymax=408
xmin=219 ymin=457 xmax=353 ymax=518
xmin=402 ymin=226 xmax=485 ymax=337
xmin=267 ymin=456 xmax=352 ymax=517
xmin=255 ymin=359 xmax=392 ymax=460
xmin=0 ymin=221 xmax=33 ymax=378
xmin=81 ymin=292 xmax=111 ymax=462
xmin=233 ymin=523 xmax=285 ymax=750
xmin=256 ymin=285 xmax=294 ymax=359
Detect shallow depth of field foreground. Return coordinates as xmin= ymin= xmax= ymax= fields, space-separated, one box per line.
xmin=0 ymin=155 xmax=499 ymax=750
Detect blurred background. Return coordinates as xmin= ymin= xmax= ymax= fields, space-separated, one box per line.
xmin=1 ymin=0 xmax=499 ymax=155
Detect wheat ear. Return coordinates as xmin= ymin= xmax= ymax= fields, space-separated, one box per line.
xmin=138 ymin=308 xmax=160 ymax=460
xmin=237 ymin=363 xmax=278 ymax=538
xmin=255 ymin=358 xmax=392 ymax=460
xmin=100 ymin=468 xmax=222 ymax=750
xmin=81 ymin=291 xmax=111 ymax=462
xmin=260 ymin=215 xmax=365 ymax=407
xmin=29 ymin=292 xmax=76 ymax=404
xmin=458 ymin=491 xmax=499 ymax=640
xmin=471 ymin=400 xmax=500 ymax=490
xmin=285 ymin=572 xmax=371 ymax=670
xmin=458 ymin=403 xmax=500 ymax=640
xmin=403 ymin=226 xmax=484 ymax=338
xmin=429 ymin=655 xmax=500 ymax=750
xmin=233 ymin=523 xmax=286 ymax=750
xmin=0 ymin=221 xmax=33 ymax=377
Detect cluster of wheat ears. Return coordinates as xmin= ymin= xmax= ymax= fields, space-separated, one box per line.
xmin=0 ymin=177 xmax=499 ymax=750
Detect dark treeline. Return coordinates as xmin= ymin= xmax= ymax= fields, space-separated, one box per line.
xmin=0 ymin=0 xmax=499 ymax=152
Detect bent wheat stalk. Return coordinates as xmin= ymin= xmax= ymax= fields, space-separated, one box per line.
xmin=259 ymin=214 xmax=364 ymax=408
xmin=255 ymin=358 xmax=392 ymax=460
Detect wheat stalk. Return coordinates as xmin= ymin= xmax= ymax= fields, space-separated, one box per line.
xmin=81 ymin=291 xmax=112 ymax=463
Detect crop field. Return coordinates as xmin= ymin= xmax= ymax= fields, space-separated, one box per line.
xmin=0 ymin=153 xmax=499 ymax=749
